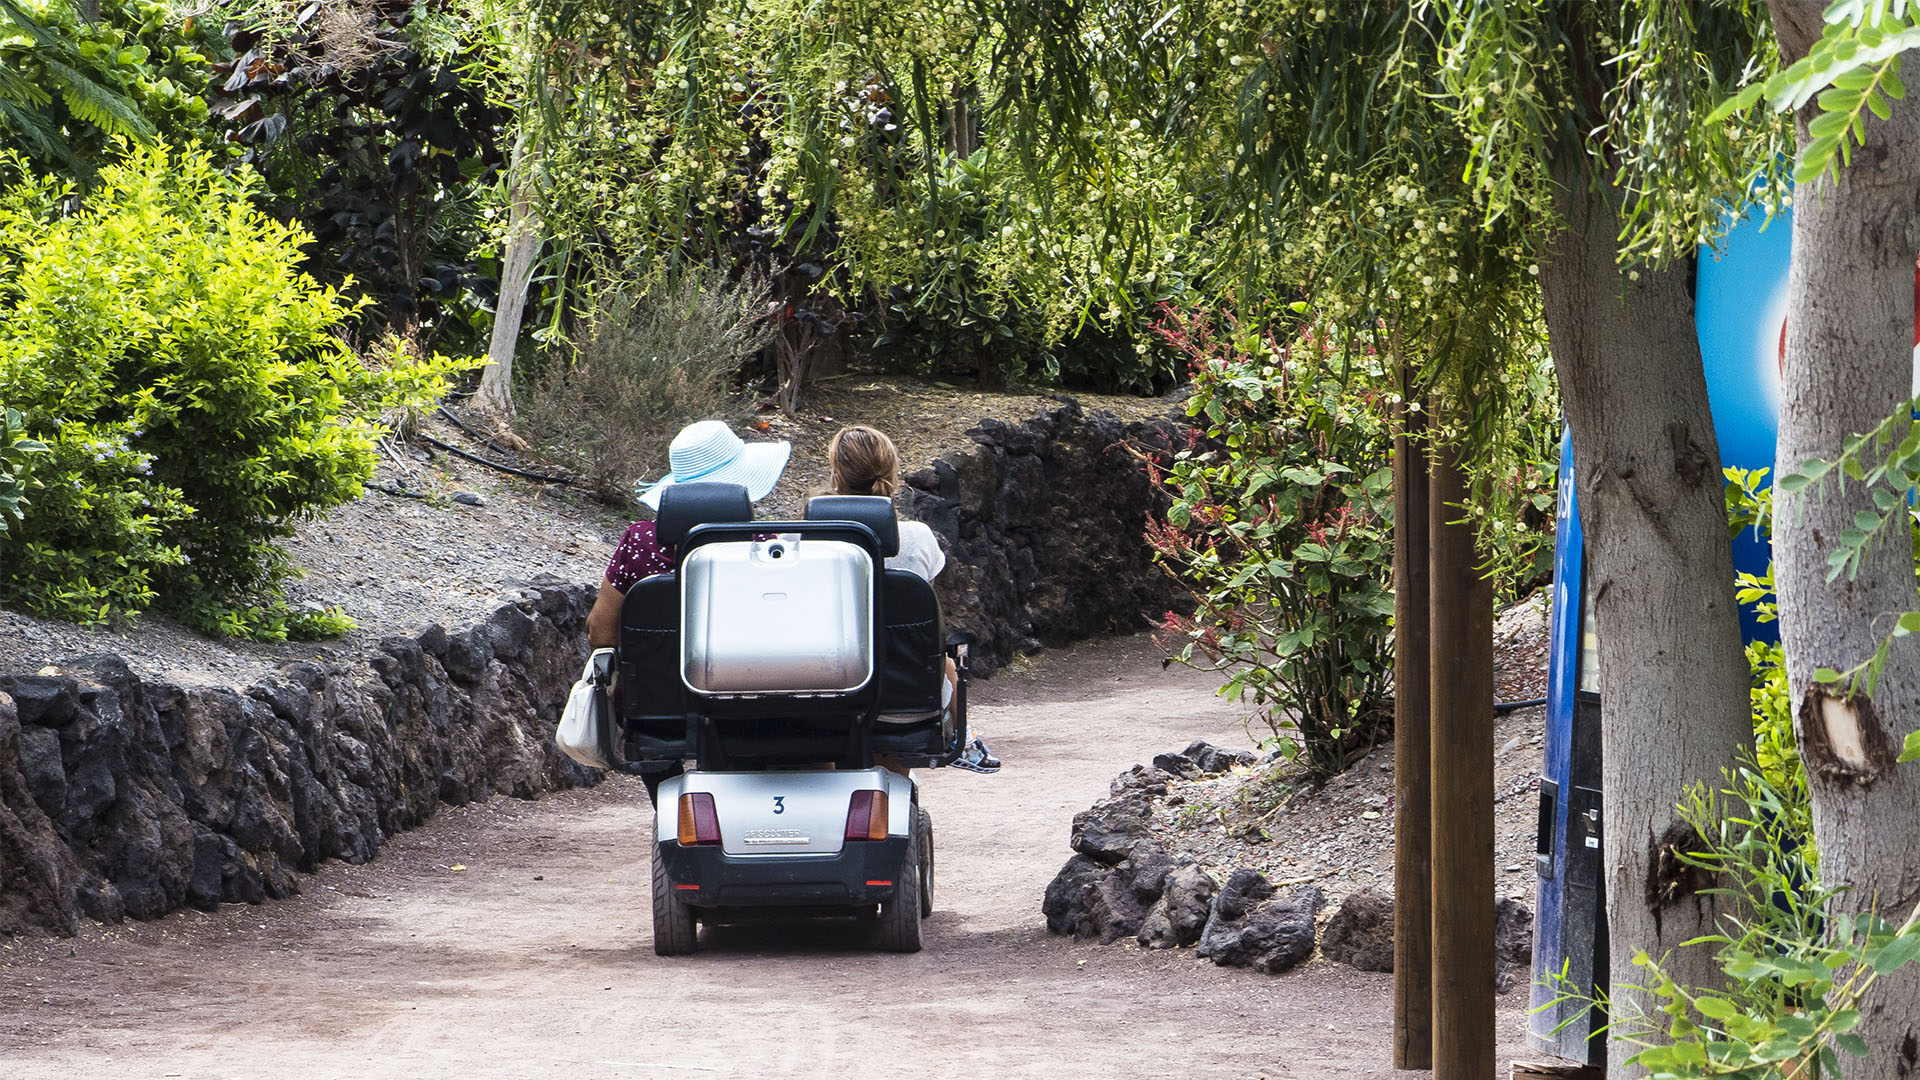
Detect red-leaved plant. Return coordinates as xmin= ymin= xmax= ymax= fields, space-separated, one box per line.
xmin=1144 ymin=306 xmax=1395 ymax=779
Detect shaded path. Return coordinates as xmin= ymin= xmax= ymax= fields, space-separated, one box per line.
xmin=0 ymin=635 xmax=1529 ymax=1078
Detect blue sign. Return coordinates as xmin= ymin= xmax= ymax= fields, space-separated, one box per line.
xmin=1695 ymin=205 xmax=1792 ymax=642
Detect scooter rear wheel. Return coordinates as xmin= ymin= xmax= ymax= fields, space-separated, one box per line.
xmin=651 ymin=844 xmax=699 ymax=956
xmin=874 ymin=817 xmax=923 ymax=953
xmin=916 ymin=806 xmax=934 ymax=919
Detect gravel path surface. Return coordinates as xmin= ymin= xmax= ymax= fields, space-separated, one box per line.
xmin=0 ymin=634 xmax=1530 ymax=1079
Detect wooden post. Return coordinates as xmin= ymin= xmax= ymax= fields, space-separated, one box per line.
xmin=1392 ymin=382 xmax=1433 ymax=1070
xmin=1428 ymin=427 xmax=1495 ymax=1080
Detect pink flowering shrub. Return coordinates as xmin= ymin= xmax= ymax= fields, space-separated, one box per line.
xmin=1145 ymin=307 xmax=1394 ymax=778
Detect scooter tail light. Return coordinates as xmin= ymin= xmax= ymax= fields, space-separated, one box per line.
xmin=844 ymin=789 xmax=889 ymax=842
xmin=677 ymin=792 xmax=720 ymax=846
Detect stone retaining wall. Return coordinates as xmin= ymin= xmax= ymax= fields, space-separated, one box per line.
xmin=902 ymin=398 xmax=1187 ymax=673
xmin=0 ymin=582 xmax=598 ymax=936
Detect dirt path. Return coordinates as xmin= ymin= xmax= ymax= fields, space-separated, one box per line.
xmin=0 ymin=635 xmax=1530 ymax=1079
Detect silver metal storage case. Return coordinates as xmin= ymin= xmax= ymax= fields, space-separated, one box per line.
xmin=680 ymin=536 xmax=875 ymax=695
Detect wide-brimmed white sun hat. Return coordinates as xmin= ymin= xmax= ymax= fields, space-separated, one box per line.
xmin=638 ymin=420 xmax=791 ymax=509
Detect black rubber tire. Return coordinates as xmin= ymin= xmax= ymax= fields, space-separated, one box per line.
xmin=916 ymin=806 xmax=934 ymax=919
xmin=650 ymin=844 xmax=699 ymax=956
xmin=875 ymin=819 xmax=923 ymax=953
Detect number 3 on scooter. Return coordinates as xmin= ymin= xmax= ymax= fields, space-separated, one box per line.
xmin=772 ymin=796 xmax=785 ymax=814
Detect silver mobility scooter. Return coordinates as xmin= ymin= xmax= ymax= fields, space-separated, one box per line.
xmin=615 ymin=483 xmax=968 ymax=954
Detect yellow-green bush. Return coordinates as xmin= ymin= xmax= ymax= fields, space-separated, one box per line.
xmin=0 ymin=145 xmax=465 ymax=639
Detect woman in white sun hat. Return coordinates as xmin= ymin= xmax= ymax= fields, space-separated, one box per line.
xmin=584 ymin=421 xmax=789 ymax=799
xmin=635 ymin=418 xmax=791 ymax=511
xmin=585 ymin=419 xmax=790 ymax=650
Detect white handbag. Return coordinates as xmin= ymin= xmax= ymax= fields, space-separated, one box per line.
xmin=557 ymin=648 xmax=617 ymax=769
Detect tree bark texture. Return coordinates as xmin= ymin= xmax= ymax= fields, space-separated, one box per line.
xmin=1538 ymin=156 xmax=1754 ymax=1078
xmin=477 ymin=131 xmax=542 ymax=418
xmin=1772 ymin=5 xmax=1920 ymax=1068
xmin=1428 ymin=429 xmax=1493 ymax=1080
xmin=1393 ymin=382 xmax=1433 ymax=1070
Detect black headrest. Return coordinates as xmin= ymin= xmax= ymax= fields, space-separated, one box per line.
xmin=805 ymin=495 xmax=899 ymax=558
xmin=655 ymin=482 xmax=752 ymax=546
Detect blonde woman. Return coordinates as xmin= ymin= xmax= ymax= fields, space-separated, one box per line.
xmin=828 ymin=424 xmax=999 ymax=773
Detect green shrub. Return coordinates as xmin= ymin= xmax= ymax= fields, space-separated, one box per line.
xmin=0 ymin=405 xmax=47 ymax=532
xmin=0 ymin=145 xmax=464 ymax=639
xmin=1723 ymin=468 xmax=1808 ymax=802
xmin=1146 ymin=308 xmax=1395 ymax=778
xmin=519 ymin=265 xmax=773 ymax=505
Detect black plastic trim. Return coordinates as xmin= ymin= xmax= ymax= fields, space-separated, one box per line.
xmin=656 ymin=837 xmax=912 ymax=908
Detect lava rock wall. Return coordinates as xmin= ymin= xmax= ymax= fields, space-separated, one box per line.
xmin=0 ymin=582 xmax=599 ymax=936
xmin=901 ymin=397 xmax=1187 ymax=673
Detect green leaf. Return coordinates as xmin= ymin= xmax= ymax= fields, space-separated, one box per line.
xmin=1901 ymin=728 xmax=1920 ymax=763
xmin=1775 ymin=470 xmax=1815 ymax=494
xmin=1796 ymin=134 xmax=1843 ymax=184
xmin=1867 ymin=932 xmax=1920 ymax=972
xmin=1809 ymin=108 xmax=1855 ymax=142
xmin=1708 ymin=83 xmax=1769 ymax=123
xmin=1838 ymin=1032 xmax=1870 ymax=1057
xmin=1814 ymin=667 xmax=1845 ymax=684
xmin=1692 ymin=995 xmax=1739 ymax=1020
xmin=1835 ymin=66 xmax=1878 ymax=90
xmin=1819 ymin=87 xmax=1865 ymax=112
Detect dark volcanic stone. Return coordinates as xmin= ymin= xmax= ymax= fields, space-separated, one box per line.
xmin=1208 ymin=868 xmax=1277 ymax=923
xmin=15 ymin=725 xmax=66 ymax=819
xmin=1494 ymin=897 xmax=1535 ymax=993
xmin=1321 ymin=887 xmax=1395 ymax=972
xmin=1151 ymin=752 xmax=1203 ymax=780
xmin=1091 ymin=871 xmax=1150 ymax=944
xmin=1160 ymin=864 xmax=1219 ymax=946
xmin=1109 ymin=763 xmax=1177 ymax=797
xmin=1181 ymin=740 xmax=1257 ymax=775
xmin=1042 ymin=854 xmax=1108 ymax=938
xmin=1069 ymin=792 xmax=1153 ymax=866
xmin=1137 ymin=863 xmax=1218 ymax=949
xmin=1197 ymin=874 xmax=1323 ymax=975
xmin=1043 ymin=837 xmax=1181 ymax=944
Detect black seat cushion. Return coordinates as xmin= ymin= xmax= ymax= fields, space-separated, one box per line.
xmin=804 ymin=495 xmax=900 ymax=557
xmin=618 ymin=574 xmax=681 ymax=735
xmin=878 ymin=568 xmax=943 ymax=715
xmin=656 ymin=482 xmax=752 ymax=546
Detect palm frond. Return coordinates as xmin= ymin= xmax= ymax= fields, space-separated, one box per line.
xmin=0 ymin=95 xmax=74 ymax=165
xmin=42 ymin=57 xmax=157 ymax=142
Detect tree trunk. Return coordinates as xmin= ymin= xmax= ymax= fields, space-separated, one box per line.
xmin=1393 ymin=379 xmax=1433 ymax=1070
xmin=1538 ymin=154 xmax=1754 ymax=1077
xmin=1428 ymin=427 xmax=1494 ymax=1080
xmin=1772 ymin=5 xmax=1920 ymax=1067
xmin=476 ymin=130 xmax=542 ymax=418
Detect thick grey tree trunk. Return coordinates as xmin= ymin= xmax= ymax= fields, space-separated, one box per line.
xmin=1772 ymin=4 xmax=1920 ymax=1069
xmin=476 ymin=131 xmax=541 ymax=418
xmin=1538 ymin=156 xmax=1755 ymax=1078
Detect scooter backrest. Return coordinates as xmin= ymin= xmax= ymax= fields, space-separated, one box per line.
xmin=803 ymin=495 xmax=899 ymax=558
xmin=655 ymin=482 xmax=753 ymax=546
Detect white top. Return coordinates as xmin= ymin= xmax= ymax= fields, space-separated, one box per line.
xmin=887 ymin=520 xmax=947 ymax=582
